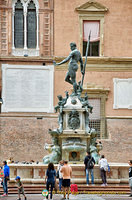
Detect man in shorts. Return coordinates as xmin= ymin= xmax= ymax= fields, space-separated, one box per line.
xmin=61 ymin=161 xmax=72 ymax=199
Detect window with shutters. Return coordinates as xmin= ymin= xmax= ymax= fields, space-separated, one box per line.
xmin=12 ymin=0 xmax=39 ymax=56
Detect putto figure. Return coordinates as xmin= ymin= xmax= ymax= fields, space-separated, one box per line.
xmin=53 ymin=42 xmax=84 ymax=95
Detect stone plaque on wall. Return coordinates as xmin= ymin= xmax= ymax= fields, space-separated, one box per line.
xmin=2 ymin=64 xmax=54 ymax=112
xmin=113 ymin=78 xmax=132 ymax=109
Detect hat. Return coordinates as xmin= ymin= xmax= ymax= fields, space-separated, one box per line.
xmin=15 ymin=176 xmax=20 ymax=180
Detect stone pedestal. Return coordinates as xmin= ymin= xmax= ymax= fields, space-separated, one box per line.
xmin=60 ymin=134 xmax=90 ymax=162
xmin=43 ymin=93 xmax=102 ymax=163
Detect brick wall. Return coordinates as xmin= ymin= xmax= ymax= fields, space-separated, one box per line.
xmin=0 ymin=116 xmax=132 ymax=163
xmin=100 ymin=118 xmax=132 ymax=163
xmin=0 ymin=115 xmax=58 ymax=163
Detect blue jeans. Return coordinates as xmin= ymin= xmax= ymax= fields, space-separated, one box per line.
xmin=46 ymin=181 xmax=54 ymax=199
xmin=86 ymin=169 xmax=94 ymax=184
xmin=3 ymin=177 xmax=8 ymax=194
xmin=59 ymin=178 xmax=63 ymax=191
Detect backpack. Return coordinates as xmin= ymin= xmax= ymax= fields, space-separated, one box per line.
xmin=71 ymin=184 xmax=78 ymax=193
xmin=87 ymin=158 xmax=94 ymax=169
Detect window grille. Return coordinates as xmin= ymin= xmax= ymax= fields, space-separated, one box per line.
xmin=89 ymin=98 xmax=101 ymax=138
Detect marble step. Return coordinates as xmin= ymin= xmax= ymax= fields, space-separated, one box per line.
xmin=0 ymin=185 xmax=130 ymax=194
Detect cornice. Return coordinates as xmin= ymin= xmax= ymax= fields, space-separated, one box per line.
xmin=1 ymin=56 xmax=132 ymax=71
xmin=0 ymin=113 xmax=58 ymax=118
xmin=55 ymin=56 xmax=132 ymax=63
xmin=106 ymin=116 xmax=132 ymax=119
xmin=0 ymin=56 xmax=54 ymax=64
xmin=54 ymin=57 xmax=132 ymax=72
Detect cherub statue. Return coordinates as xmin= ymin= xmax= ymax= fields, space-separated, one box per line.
xmin=54 ymin=91 xmax=69 ymax=133
xmin=89 ymin=129 xmax=103 ymax=163
xmin=81 ymin=93 xmax=93 ymax=134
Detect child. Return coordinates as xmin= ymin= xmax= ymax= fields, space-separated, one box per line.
xmin=15 ymin=176 xmax=27 ymax=200
xmin=128 ymin=160 xmax=132 ymax=197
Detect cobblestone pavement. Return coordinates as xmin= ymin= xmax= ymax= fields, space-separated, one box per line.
xmin=0 ymin=194 xmax=132 ymax=200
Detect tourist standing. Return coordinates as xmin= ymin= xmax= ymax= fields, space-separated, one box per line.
xmin=60 ymin=161 xmax=72 ymax=199
xmin=45 ymin=163 xmax=56 ymax=200
xmin=57 ymin=160 xmax=64 ymax=191
xmin=84 ymin=152 xmax=95 ymax=186
xmin=2 ymin=161 xmax=10 ymax=196
xmin=128 ymin=160 xmax=132 ymax=197
xmin=15 ymin=176 xmax=27 ymax=200
xmin=99 ymin=155 xmax=108 ymax=186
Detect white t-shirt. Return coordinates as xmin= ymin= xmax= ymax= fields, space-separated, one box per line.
xmin=99 ymin=158 xmax=108 ymax=171
xmin=57 ymin=164 xmax=63 ymax=179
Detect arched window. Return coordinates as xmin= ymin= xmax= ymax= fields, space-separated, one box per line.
xmin=14 ymin=0 xmax=24 ymax=48
xmin=12 ymin=0 xmax=39 ymax=56
xmin=27 ymin=1 xmax=36 ymax=48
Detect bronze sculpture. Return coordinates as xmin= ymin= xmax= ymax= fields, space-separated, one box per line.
xmin=53 ymin=42 xmax=84 ymax=95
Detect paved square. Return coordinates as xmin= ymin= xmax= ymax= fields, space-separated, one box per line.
xmin=0 ymin=194 xmax=131 ymax=200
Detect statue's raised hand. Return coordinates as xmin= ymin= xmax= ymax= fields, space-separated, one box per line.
xmin=53 ymin=61 xmax=59 ymax=66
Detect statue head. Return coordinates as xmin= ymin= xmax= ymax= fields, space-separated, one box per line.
xmin=90 ymin=128 xmax=97 ymax=138
xmin=52 ymin=137 xmax=58 ymax=145
xmin=57 ymin=95 xmax=63 ymax=101
xmin=70 ymin=42 xmax=76 ymax=51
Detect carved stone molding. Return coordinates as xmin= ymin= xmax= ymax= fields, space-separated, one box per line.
xmin=75 ymin=0 xmax=108 ymax=13
xmin=12 ymin=0 xmax=39 ymax=56
xmin=75 ymin=0 xmax=108 ymax=57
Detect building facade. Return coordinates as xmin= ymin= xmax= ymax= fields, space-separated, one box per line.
xmin=0 ymin=0 xmax=132 ymax=163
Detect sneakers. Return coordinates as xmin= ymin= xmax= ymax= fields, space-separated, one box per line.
xmin=2 ymin=193 xmax=7 ymax=197
xmin=101 ymin=184 xmax=105 ymax=186
xmin=87 ymin=184 xmax=89 ymax=186
xmin=129 ymin=194 xmax=132 ymax=197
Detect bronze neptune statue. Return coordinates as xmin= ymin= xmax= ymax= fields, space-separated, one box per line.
xmin=53 ymin=42 xmax=84 ymax=95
